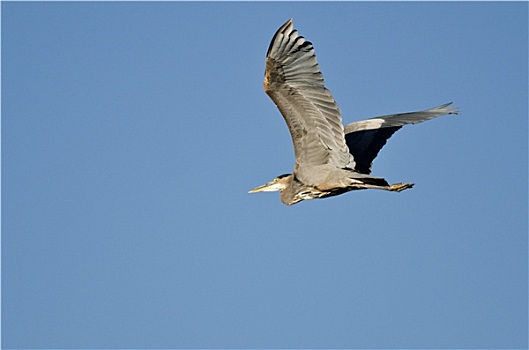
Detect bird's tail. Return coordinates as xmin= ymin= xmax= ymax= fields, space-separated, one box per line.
xmin=349 ymin=172 xmax=390 ymax=187
xmin=360 ymin=176 xmax=390 ymax=187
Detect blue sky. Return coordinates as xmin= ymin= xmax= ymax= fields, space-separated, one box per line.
xmin=2 ymin=2 xmax=527 ymax=349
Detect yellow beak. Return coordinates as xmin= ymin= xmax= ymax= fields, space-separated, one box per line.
xmin=248 ymin=181 xmax=283 ymax=193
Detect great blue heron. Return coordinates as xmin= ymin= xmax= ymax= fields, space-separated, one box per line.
xmin=249 ymin=19 xmax=459 ymax=205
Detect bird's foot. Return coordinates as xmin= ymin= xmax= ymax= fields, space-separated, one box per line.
xmin=389 ymin=183 xmax=414 ymax=192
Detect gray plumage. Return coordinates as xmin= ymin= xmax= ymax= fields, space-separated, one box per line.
xmin=249 ymin=19 xmax=459 ymax=205
xmin=344 ymin=102 xmax=459 ymax=174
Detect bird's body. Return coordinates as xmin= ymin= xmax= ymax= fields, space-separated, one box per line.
xmin=249 ymin=19 xmax=459 ymax=205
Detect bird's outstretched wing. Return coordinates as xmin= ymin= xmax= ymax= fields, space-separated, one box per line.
xmin=344 ymin=103 xmax=459 ymax=174
xmin=264 ymin=19 xmax=354 ymax=176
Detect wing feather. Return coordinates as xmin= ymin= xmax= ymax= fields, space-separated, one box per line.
xmin=264 ymin=19 xmax=354 ymax=175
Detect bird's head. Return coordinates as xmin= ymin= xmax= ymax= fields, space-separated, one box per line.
xmin=248 ymin=174 xmax=292 ymax=193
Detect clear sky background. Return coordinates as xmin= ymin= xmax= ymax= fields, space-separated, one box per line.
xmin=2 ymin=2 xmax=527 ymax=349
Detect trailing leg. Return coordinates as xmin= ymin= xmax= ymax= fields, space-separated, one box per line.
xmin=388 ymin=182 xmax=414 ymax=192
xmin=350 ymin=182 xmax=414 ymax=192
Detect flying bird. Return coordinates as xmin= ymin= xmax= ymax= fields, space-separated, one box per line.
xmin=249 ymin=19 xmax=459 ymax=205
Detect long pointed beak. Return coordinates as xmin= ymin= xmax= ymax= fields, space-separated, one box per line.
xmin=248 ymin=181 xmax=282 ymax=193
